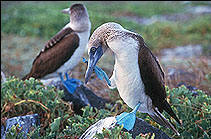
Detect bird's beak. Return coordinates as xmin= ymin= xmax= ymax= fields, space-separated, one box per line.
xmin=61 ymin=8 xmax=71 ymax=14
xmin=85 ymin=46 xmax=103 ymax=84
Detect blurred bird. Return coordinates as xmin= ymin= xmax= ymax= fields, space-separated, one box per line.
xmin=85 ymin=22 xmax=181 ymax=135
xmin=80 ymin=102 xmax=141 ymax=139
xmin=22 ymin=3 xmax=91 ymax=85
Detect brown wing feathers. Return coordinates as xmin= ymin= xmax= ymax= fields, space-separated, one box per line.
xmin=45 ymin=27 xmax=74 ymax=50
xmin=33 ymin=27 xmax=74 ymax=65
xmin=138 ymin=43 xmax=181 ymax=125
xmin=138 ymin=45 xmax=166 ymax=109
xmin=22 ymin=28 xmax=79 ymax=80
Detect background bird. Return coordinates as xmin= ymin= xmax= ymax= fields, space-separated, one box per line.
xmin=85 ymin=22 xmax=181 ymax=135
xmin=22 ymin=3 xmax=91 ymax=85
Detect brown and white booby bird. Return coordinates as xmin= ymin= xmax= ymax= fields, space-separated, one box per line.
xmin=22 ymin=3 xmax=91 ymax=85
xmin=85 ymin=22 xmax=181 ymax=135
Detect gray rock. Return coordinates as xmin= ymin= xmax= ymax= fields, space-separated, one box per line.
xmin=187 ymin=6 xmax=211 ymax=14
xmin=1 ymin=114 xmax=39 ymax=139
xmin=161 ymin=45 xmax=202 ymax=59
xmin=128 ymin=118 xmax=172 ymax=139
xmin=54 ymin=81 xmax=109 ymax=115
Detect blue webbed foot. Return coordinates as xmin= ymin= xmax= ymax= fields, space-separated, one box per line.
xmin=59 ymin=72 xmax=82 ymax=94
xmin=94 ymin=66 xmax=111 ymax=86
xmin=64 ymin=72 xmax=82 ymax=85
xmin=115 ymin=102 xmax=141 ymax=131
xmin=82 ymin=57 xmax=111 ymax=86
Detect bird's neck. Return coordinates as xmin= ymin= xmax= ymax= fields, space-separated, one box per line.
xmin=112 ymin=47 xmax=138 ymax=80
xmin=68 ymin=19 xmax=91 ymax=32
xmin=106 ymin=36 xmax=140 ymax=78
xmin=108 ymin=37 xmax=139 ymax=62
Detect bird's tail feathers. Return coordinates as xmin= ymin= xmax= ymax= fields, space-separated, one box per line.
xmin=163 ymin=100 xmax=181 ymax=125
xmin=149 ymin=108 xmax=180 ymax=136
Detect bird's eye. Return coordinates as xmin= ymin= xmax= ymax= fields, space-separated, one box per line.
xmin=91 ymin=47 xmax=96 ymax=52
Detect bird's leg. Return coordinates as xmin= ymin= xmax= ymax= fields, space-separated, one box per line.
xmin=65 ymin=71 xmax=82 ymax=85
xmin=59 ymin=72 xmax=68 ymax=87
xmin=131 ymin=101 xmax=141 ymax=113
xmin=115 ymin=101 xmax=141 ymax=131
xmin=65 ymin=72 xmax=70 ymax=80
xmin=59 ymin=73 xmax=64 ymax=82
xmin=59 ymin=72 xmax=77 ymax=94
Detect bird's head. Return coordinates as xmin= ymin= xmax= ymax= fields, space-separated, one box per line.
xmin=84 ymin=38 xmax=108 ymax=84
xmin=62 ymin=3 xmax=91 ymax=32
xmin=85 ymin=22 xmax=124 ymax=84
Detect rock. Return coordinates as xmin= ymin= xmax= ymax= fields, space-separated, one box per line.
xmin=80 ymin=84 xmax=109 ymax=109
xmin=1 ymin=114 xmax=40 ymax=139
xmin=127 ymin=118 xmax=172 ymax=139
xmin=187 ymin=5 xmax=211 ymax=14
xmin=160 ymin=45 xmax=203 ymax=66
xmin=161 ymin=45 xmax=202 ymax=59
xmin=54 ymin=81 xmax=109 ymax=115
xmin=165 ymin=67 xmax=199 ymax=96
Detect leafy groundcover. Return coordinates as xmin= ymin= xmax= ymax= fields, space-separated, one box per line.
xmin=1 ymin=77 xmax=210 ymax=138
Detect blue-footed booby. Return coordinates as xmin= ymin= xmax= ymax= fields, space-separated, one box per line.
xmin=22 ymin=3 xmax=91 ymax=85
xmin=85 ymin=22 xmax=181 ymax=135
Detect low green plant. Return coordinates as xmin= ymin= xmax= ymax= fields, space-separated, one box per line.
xmin=5 ymin=124 xmax=26 ymax=139
xmin=1 ymin=76 xmax=72 ymax=138
xmin=161 ymin=86 xmax=211 ymax=139
xmin=1 ymin=77 xmax=210 ymax=138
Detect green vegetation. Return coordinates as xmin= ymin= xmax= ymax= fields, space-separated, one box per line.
xmin=1 ymin=1 xmax=211 ymax=138
xmin=162 ymin=86 xmax=210 ymax=139
xmin=1 ymin=77 xmax=210 ymax=138
xmin=1 ymin=1 xmax=210 ymax=51
xmin=140 ymin=15 xmax=211 ymax=52
xmin=1 ymin=77 xmax=72 ymax=137
xmin=190 ymin=1 xmax=211 ymax=6
xmin=1 ymin=1 xmax=70 ymax=39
